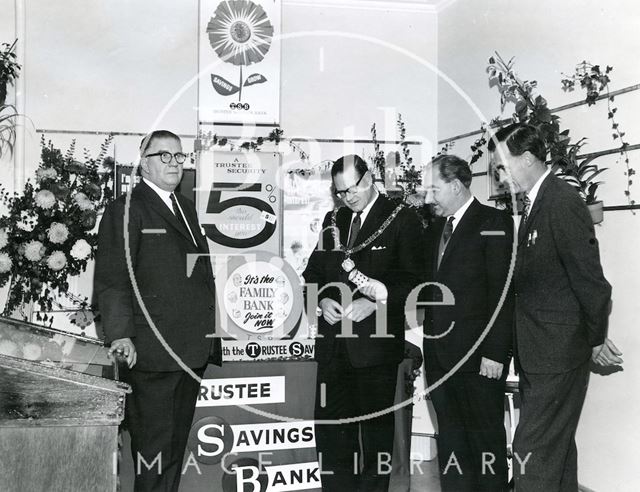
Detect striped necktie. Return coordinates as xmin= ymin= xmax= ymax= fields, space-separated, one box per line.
xmin=518 ymin=194 xmax=531 ymax=242
xmin=521 ymin=194 xmax=531 ymax=224
xmin=442 ymin=216 xmax=455 ymax=245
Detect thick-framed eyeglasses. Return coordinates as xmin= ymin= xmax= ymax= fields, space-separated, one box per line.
xmin=145 ymin=151 xmax=188 ymax=164
xmin=335 ymin=172 xmax=367 ymax=199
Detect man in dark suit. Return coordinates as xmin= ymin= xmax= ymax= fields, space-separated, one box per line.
xmin=488 ymin=123 xmax=623 ymax=491
xmin=95 ymin=130 xmax=222 ymax=491
xmin=303 ymin=154 xmax=424 ymax=492
xmin=422 ymin=154 xmax=514 ymax=492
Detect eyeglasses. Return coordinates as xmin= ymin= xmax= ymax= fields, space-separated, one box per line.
xmin=334 ymin=172 xmax=367 ymax=199
xmin=145 ymin=151 xmax=188 ymax=164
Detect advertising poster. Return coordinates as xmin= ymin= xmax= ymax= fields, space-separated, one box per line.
xmin=215 ymin=251 xmax=304 ymax=343
xmin=197 ymin=150 xmax=283 ymax=257
xmin=198 ymin=0 xmax=282 ymax=124
xmin=180 ymin=361 xmax=321 ymax=492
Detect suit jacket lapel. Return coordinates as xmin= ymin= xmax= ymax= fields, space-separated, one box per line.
xmin=429 ymin=218 xmax=445 ymax=276
xmin=136 ymin=181 xmax=196 ymax=246
xmin=439 ymin=199 xmax=481 ymax=271
xmin=336 ymin=207 xmax=351 ymax=249
xmin=176 ymin=192 xmax=208 ymax=252
xmin=353 ymin=195 xmax=388 ymax=246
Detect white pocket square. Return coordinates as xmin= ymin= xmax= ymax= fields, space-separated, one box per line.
xmin=371 ymin=245 xmax=387 ymax=251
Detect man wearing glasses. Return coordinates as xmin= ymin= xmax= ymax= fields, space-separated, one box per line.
xmin=303 ymin=154 xmax=424 ymax=491
xmin=95 ymin=130 xmax=221 ymax=491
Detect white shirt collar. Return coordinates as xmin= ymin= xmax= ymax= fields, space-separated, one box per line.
xmin=447 ymin=195 xmax=474 ymax=232
xmin=142 ymin=178 xmax=197 ymax=245
xmin=527 ymin=168 xmax=551 ymax=209
xmin=142 ymin=178 xmax=174 ymax=212
xmin=352 ymin=189 xmax=379 ymax=226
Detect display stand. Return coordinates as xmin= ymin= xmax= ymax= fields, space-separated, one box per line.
xmin=0 ymin=317 xmax=130 ymax=492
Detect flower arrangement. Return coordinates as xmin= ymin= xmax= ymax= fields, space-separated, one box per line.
xmin=396 ymin=114 xmax=421 ymax=197
xmin=370 ymin=114 xmax=422 ymax=201
xmin=0 ymin=136 xmax=114 ymax=320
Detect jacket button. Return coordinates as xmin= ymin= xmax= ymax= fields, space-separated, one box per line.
xmin=209 ymin=305 xmax=215 ymax=311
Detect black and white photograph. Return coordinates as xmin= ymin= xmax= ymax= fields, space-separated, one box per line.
xmin=0 ymin=1 xmax=637 ymax=491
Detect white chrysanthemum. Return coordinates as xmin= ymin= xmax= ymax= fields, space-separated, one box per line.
xmin=22 ymin=343 xmax=42 ymax=360
xmin=0 ymin=228 xmax=8 ymax=249
xmin=70 ymin=239 xmax=91 ymax=260
xmin=47 ymin=250 xmax=67 ymax=271
xmin=16 ymin=211 xmax=36 ymax=232
xmin=0 ymin=252 xmax=11 ymax=273
xmin=47 ymin=222 xmax=69 ymax=244
xmin=0 ymin=339 xmax=20 ymax=357
xmin=36 ymin=167 xmax=58 ymax=181
xmin=35 ymin=189 xmax=56 ymax=209
xmin=24 ymin=240 xmax=45 ymax=261
xmin=73 ymin=192 xmax=94 ymax=211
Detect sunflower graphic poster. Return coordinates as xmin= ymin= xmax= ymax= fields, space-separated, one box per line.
xmin=198 ymin=0 xmax=281 ymax=125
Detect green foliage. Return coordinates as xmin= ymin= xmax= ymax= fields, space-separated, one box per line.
xmin=561 ymin=62 xmax=635 ymax=206
xmin=556 ymin=138 xmax=608 ymax=204
xmin=476 ymin=52 xmax=626 ymax=209
xmin=0 ymin=40 xmax=21 ymax=158
xmin=197 ymin=127 xmax=287 ymax=153
xmin=370 ymin=123 xmax=386 ymax=181
xmin=396 ymin=114 xmax=420 ymax=198
xmin=0 ymin=104 xmax=17 ymax=158
xmin=0 ymin=40 xmax=21 ymax=90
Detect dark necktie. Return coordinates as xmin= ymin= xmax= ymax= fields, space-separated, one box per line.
xmin=437 ymin=216 xmax=455 ymax=269
xmin=442 ymin=216 xmax=455 ymax=245
xmin=170 ymin=193 xmax=195 ymax=245
xmin=347 ymin=212 xmax=362 ymax=248
xmin=519 ymin=194 xmax=531 ymax=242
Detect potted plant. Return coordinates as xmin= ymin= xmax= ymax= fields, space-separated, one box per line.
xmin=555 ymin=138 xmax=607 ymax=224
xmin=0 ymin=39 xmax=21 ymax=106
xmin=561 ymin=62 xmax=635 ymax=207
xmin=471 ymin=52 xmax=613 ymax=223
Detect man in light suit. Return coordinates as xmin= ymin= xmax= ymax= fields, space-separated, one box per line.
xmin=422 ymin=154 xmax=514 ymax=492
xmin=488 ymin=123 xmax=622 ymax=491
xmin=303 ymin=155 xmax=424 ymax=492
xmin=95 ymin=130 xmax=222 ymax=491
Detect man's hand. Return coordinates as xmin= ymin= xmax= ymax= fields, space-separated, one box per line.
xmin=344 ymin=298 xmax=376 ymax=322
xmin=479 ymin=357 xmax=504 ymax=379
xmin=358 ymin=278 xmax=388 ymax=302
xmin=592 ymin=338 xmax=623 ymax=366
xmin=319 ymin=298 xmax=344 ymax=325
xmin=109 ymin=337 xmax=137 ymax=368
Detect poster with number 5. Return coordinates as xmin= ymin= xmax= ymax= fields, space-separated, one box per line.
xmin=198 ymin=0 xmax=281 ymax=125
xmin=196 ymin=151 xmax=283 ymax=257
